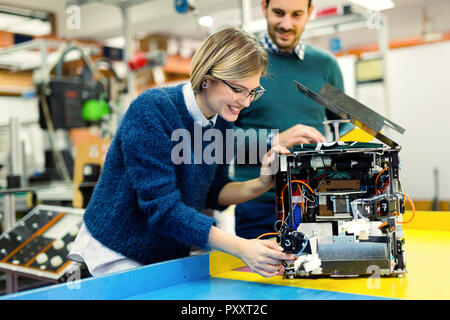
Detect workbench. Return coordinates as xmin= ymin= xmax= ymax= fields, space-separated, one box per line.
xmin=1 ymin=211 xmax=449 ymax=301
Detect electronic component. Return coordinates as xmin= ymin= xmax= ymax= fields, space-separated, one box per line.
xmin=274 ymin=82 xmax=410 ymax=278
xmin=0 ymin=205 xmax=84 ymax=282
xmin=278 ymin=227 xmax=311 ymax=255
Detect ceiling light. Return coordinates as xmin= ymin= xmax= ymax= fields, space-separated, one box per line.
xmin=350 ymin=0 xmax=395 ymax=11
xmin=6 ymin=19 xmax=51 ymax=36
xmin=104 ymin=36 xmax=125 ymax=48
xmin=0 ymin=13 xmax=25 ymax=29
xmin=198 ymin=16 xmax=214 ymax=28
xmin=0 ymin=6 xmax=51 ymax=36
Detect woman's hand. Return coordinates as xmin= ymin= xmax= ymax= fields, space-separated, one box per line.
xmin=258 ymin=145 xmax=290 ymax=188
xmin=237 ymin=238 xmax=295 ymax=278
xmin=217 ymin=145 xmax=290 ymax=207
xmin=274 ymin=124 xmax=325 ymax=148
xmin=208 ymin=226 xmax=294 ymax=278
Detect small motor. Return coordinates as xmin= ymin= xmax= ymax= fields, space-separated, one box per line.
xmin=279 ymin=227 xmax=311 ymax=255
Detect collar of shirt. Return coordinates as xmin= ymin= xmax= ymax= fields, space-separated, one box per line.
xmin=261 ymin=33 xmax=305 ymax=60
xmin=182 ymin=82 xmax=218 ymax=128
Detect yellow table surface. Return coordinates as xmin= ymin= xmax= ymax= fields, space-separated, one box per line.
xmin=210 ymin=211 xmax=450 ymax=300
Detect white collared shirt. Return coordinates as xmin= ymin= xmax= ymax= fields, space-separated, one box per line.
xmin=260 ymin=33 xmax=306 ymax=60
xmin=183 ymin=82 xmax=218 ymax=128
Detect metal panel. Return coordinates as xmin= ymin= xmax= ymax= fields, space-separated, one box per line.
xmin=318 ymin=236 xmax=390 ymax=275
xmin=294 ymin=81 xmax=405 ymax=147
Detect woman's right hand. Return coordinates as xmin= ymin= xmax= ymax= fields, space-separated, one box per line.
xmin=208 ymin=226 xmax=294 ymax=278
xmin=237 ymin=238 xmax=295 ymax=278
xmin=274 ymin=124 xmax=325 ymax=148
xmin=258 ymin=145 xmax=290 ymax=189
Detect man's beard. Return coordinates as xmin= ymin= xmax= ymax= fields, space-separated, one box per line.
xmin=269 ymin=27 xmax=301 ymax=52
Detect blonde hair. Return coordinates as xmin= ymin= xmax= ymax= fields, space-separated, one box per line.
xmin=190 ymin=27 xmax=268 ymax=92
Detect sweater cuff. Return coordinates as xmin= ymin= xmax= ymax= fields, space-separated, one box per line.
xmin=187 ymin=212 xmax=216 ymax=250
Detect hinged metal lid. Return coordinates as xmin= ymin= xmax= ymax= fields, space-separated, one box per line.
xmin=294 ymin=81 xmax=405 ymax=147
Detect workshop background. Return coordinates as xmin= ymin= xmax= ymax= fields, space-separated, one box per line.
xmin=0 ymin=0 xmax=449 ymax=298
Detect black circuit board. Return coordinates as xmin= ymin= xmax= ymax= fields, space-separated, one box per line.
xmin=0 ymin=206 xmax=83 ymax=278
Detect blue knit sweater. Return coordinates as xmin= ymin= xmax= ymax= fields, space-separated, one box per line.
xmin=83 ymin=84 xmax=232 ymax=265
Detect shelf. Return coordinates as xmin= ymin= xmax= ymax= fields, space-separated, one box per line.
xmin=0 ymin=71 xmax=33 ymax=96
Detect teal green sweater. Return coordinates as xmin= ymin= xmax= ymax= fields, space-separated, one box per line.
xmin=233 ymin=44 xmax=348 ymax=203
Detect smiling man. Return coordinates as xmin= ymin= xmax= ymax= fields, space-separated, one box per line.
xmin=264 ymin=0 xmax=313 ymax=52
xmin=233 ymin=0 xmax=353 ymax=239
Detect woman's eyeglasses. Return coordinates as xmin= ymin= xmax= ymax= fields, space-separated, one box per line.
xmin=220 ymin=79 xmax=265 ymax=102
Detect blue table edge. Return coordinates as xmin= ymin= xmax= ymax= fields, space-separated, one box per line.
xmin=0 ymin=253 xmax=393 ymax=300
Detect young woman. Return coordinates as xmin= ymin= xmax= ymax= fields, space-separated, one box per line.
xmin=68 ymin=27 xmax=293 ymax=278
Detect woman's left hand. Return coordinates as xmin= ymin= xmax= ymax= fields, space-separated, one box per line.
xmin=217 ymin=145 xmax=290 ymax=207
xmin=258 ymin=145 xmax=291 ymax=187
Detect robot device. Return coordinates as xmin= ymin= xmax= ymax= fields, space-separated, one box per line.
xmin=275 ymin=81 xmax=411 ymax=278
